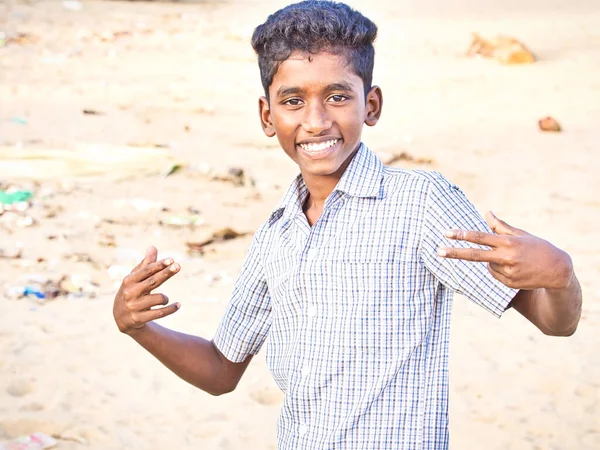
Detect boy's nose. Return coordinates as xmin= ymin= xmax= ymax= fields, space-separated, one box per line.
xmin=302 ymin=103 xmax=332 ymax=134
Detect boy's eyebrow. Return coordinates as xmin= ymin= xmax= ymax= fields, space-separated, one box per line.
xmin=275 ymin=82 xmax=354 ymax=98
xmin=324 ymin=82 xmax=354 ymax=92
xmin=276 ymin=86 xmax=305 ymax=98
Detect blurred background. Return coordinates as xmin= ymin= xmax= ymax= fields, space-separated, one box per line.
xmin=0 ymin=0 xmax=599 ymax=449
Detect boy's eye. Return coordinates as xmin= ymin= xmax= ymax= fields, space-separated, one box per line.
xmin=283 ymin=98 xmax=303 ymax=106
xmin=328 ymin=94 xmax=349 ymax=103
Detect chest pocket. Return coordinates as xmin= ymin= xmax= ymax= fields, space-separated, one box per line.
xmin=302 ymin=216 xmax=432 ymax=357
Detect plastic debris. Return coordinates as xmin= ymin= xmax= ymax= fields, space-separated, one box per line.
xmin=466 ymin=33 xmax=536 ymax=65
xmin=11 ymin=274 xmax=99 ymax=302
xmin=538 ymin=116 xmax=562 ymax=132
xmin=0 ymin=431 xmax=57 ymax=450
xmin=10 ymin=117 xmax=28 ymax=125
xmin=0 ymin=189 xmax=33 ymax=213
xmin=160 ymin=215 xmax=204 ymax=228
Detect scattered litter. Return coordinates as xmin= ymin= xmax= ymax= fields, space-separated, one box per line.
xmin=160 ymin=215 xmax=204 ymax=228
xmin=186 ymin=227 xmax=249 ymax=254
xmin=0 ymin=189 xmax=33 ymax=212
xmin=10 ymin=274 xmax=99 ymax=302
xmin=23 ymin=287 xmax=46 ymax=300
xmin=0 ymin=32 xmax=39 ymax=47
xmin=190 ymin=164 xmax=256 ymax=187
xmin=466 ymin=33 xmax=536 ymax=65
xmin=0 ymin=431 xmax=57 ymax=449
xmin=82 ymin=109 xmax=105 ymax=116
xmin=10 ymin=117 xmax=28 ymax=125
xmin=375 ymin=150 xmax=433 ymax=166
xmin=164 ymin=163 xmax=186 ymax=177
xmin=538 ymin=116 xmax=562 ymax=132
xmin=0 ymin=144 xmax=180 ymax=180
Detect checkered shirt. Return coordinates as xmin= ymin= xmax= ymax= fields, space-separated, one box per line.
xmin=214 ymin=144 xmax=517 ymax=449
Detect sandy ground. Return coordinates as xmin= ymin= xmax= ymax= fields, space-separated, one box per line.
xmin=1 ymin=0 xmax=599 ymax=449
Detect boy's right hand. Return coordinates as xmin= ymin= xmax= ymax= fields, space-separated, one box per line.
xmin=113 ymin=246 xmax=181 ymax=336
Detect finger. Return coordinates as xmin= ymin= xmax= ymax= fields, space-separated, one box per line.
xmin=485 ymin=211 xmax=525 ymax=237
xmin=437 ymin=246 xmax=503 ymax=264
xmin=132 ymin=246 xmax=158 ymax=272
xmin=134 ymin=293 xmax=170 ymax=311
xmin=487 ymin=263 xmax=517 ymax=289
xmin=139 ymin=261 xmax=180 ymax=294
xmin=128 ymin=258 xmax=176 ymax=284
xmin=444 ymin=229 xmax=505 ymax=248
xmin=136 ymin=302 xmax=181 ymax=323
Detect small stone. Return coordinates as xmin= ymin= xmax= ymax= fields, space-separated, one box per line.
xmin=6 ymin=380 xmax=33 ymax=397
xmin=538 ymin=116 xmax=562 ymax=132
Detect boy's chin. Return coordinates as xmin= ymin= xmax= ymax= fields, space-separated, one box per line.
xmin=300 ymin=161 xmax=344 ymax=178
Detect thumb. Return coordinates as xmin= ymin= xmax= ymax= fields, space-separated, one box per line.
xmin=485 ymin=211 xmax=523 ymax=236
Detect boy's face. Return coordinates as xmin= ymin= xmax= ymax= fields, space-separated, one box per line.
xmin=259 ymin=51 xmax=382 ymax=182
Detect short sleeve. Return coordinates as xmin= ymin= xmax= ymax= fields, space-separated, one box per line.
xmin=213 ymin=225 xmax=272 ymax=363
xmin=419 ymin=173 xmax=518 ymax=317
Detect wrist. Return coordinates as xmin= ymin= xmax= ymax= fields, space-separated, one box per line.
xmin=548 ymin=251 xmax=574 ymax=291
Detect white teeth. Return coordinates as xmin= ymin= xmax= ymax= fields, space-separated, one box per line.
xmin=299 ymin=139 xmax=338 ymax=152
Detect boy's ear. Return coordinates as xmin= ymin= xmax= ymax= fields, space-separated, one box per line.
xmin=364 ymin=86 xmax=383 ymax=127
xmin=259 ymin=96 xmax=276 ymax=137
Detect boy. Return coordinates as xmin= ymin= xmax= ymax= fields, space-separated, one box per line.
xmin=112 ymin=2 xmax=582 ymax=448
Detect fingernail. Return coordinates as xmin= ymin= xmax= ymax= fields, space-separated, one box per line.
xmin=175 ymin=302 xmax=181 ymax=309
xmin=170 ymin=263 xmax=179 ymax=272
xmin=437 ymin=248 xmax=447 ymax=257
xmin=164 ymin=258 xmax=172 ymax=266
xmin=444 ymin=230 xmax=455 ymax=238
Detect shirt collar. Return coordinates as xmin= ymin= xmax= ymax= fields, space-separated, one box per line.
xmin=268 ymin=143 xmax=384 ymax=225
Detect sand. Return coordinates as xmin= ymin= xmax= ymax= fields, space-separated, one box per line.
xmin=0 ymin=0 xmax=599 ymax=448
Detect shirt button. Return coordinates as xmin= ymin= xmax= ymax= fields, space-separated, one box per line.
xmin=307 ymin=305 xmax=318 ymax=317
xmin=306 ymin=248 xmax=318 ymax=260
xmin=298 ymin=424 xmax=309 ymax=437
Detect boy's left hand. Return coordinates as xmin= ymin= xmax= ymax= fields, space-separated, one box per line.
xmin=438 ymin=211 xmax=574 ymax=291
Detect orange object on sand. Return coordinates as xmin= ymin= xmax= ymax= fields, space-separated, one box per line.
xmin=467 ymin=33 xmax=536 ymax=64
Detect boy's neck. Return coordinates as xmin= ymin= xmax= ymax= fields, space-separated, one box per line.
xmin=301 ymin=174 xmax=339 ymax=226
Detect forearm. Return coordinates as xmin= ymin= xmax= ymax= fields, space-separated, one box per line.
xmin=128 ymin=322 xmax=243 ymax=395
xmin=511 ymin=272 xmax=582 ymax=336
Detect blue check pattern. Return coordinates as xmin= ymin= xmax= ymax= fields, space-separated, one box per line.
xmin=214 ymin=144 xmax=517 ymax=449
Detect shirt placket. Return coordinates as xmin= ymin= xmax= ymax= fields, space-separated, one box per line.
xmin=290 ymin=193 xmax=345 ymax=442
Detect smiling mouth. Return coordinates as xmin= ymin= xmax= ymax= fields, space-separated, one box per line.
xmin=298 ymin=139 xmax=339 ymax=154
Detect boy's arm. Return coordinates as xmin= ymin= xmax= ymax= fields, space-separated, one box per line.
xmin=439 ymin=211 xmax=582 ymax=336
xmin=113 ymin=246 xmax=251 ymax=396
xmin=127 ymin=323 xmax=252 ymax=396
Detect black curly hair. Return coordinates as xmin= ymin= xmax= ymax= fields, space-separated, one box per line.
xmin=251 ymin=1 xmax=378 ymax=100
